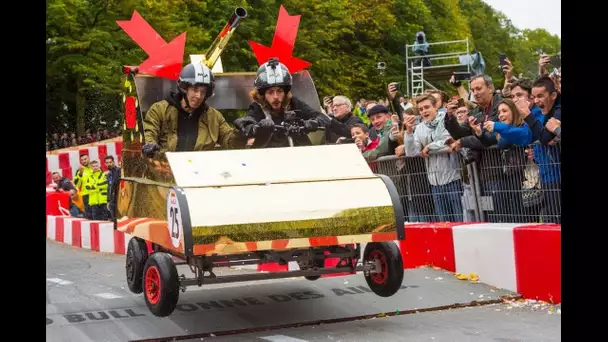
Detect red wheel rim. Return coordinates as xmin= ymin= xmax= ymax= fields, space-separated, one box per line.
xmin=145 ymin=265 xmax=161 ymax=305
xmin=369 ymin=250 xmax=388 ymax=285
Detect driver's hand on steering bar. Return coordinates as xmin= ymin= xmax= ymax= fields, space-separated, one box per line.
xmin=247 ymin=119 xmax=274 ymax=137
xmin=258 ymin=119 xmax=274 ymax=129
xmin=234 ymin=116 xmax=257 ymax=130
xmin=304 ymin=119 xmax=320 ymax=132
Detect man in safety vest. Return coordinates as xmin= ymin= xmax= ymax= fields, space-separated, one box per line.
xmin=73 ymin=153 xmax=93 ymax=219
xmin=84 ymin=160 xmax=110 ymax=221
xmin=141 ymin=62 xmax=246 ymax=157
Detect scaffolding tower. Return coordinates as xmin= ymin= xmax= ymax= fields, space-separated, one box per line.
xmin=405 ymin=39 xmax=471 ymax=98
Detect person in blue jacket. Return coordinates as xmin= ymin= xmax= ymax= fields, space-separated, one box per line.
xmin=470 ymin=98 xmax=533 ymax=222
xmin=521 ymin=76 xmax=561 ymax=223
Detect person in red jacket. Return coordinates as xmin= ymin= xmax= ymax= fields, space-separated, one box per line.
xmin=350 ymin=123 xmax=380 ymax=172
xmin=351 ymin=123 xmax=379 ymax=152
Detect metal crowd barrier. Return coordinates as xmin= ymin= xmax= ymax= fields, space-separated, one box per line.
xmin=373 ymin=141 xmax=561 ymax=224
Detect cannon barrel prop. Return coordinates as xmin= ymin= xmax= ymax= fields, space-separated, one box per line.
xmin=129 ymin=7 xmax=249 ymax=114
xmin=202 ymin=7 xmax=248 ymax=69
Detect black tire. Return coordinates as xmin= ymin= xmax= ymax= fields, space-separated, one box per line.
xmin=125 ymin=237 xmax=149 ymax=294
xmin=143 ymin=252 xmax=180 ymax=317
xmin=305 ymin=275 xmax=321 ymax=281
xmin=363 ymin=242 xmax=404 ymax=297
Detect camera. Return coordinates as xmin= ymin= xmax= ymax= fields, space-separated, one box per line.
xmin=453 ymin=72 xmax=471 ymax=82
xmin=377 ymin=62 xmax=386 ymax=70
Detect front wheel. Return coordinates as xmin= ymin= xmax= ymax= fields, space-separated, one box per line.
xmin=363 ymin=242 xmax=404 ymax=297
xmin=143 ymin=252 xmax=180 ymax=317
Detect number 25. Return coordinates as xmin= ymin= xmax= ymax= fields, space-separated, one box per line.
xmin=170 ymin=207 xmax=179 ymax=239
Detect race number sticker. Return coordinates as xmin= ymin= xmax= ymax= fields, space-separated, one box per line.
xmin=166 ymin=189 xmax=182 ymax=249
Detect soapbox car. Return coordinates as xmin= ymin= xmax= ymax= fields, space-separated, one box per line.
xmin=113 ymin=7 xmax=405 ymax=318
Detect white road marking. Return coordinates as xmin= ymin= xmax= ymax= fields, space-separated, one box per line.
xmin=47 ymin=278 xmax=73 ymax=285
xmin=260 ymin=335 xmax=309 ymax=342
xmin=94 ymin=293 xmax=123 ymax=299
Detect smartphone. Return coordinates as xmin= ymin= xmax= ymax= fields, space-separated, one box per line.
xmin=457 ymin=98 xmax=465 ymax=107
xmin=550 ymin=55 xmax=561 ymax=68
xmin=498 ymin=54 xmax=507 ymax=68
xmin=453 ymin=72 xmax=471 ymax=81
xmin=394 ymin=82 xmax=401 ymax=91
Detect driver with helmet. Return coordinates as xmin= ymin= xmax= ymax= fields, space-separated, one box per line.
xmin=234 ymin=58 xmax=328 ymax=148
xmin=141 ymin=62 xmax=246 ymax=157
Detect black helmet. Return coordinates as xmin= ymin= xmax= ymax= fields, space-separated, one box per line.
xmin=254 ymin=58 xmax=292 ymax=94
xmin=177 ymin=63 xmax=215 ymax=98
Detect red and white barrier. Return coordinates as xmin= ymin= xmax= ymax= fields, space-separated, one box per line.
xmin=254 ymin=222 xmax=561 ymax=303
xmin=46 ymin=140 xmax=123 ymax=185
xmin=45 ymin=216 xmax=560 ymax=303
xmin=46 ymin=216 xmax=132 ymax=255
xmin=399 ymin=222 xmax=561 ymax=303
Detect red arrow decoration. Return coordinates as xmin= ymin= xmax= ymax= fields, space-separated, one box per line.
xmin=117 ymin=11 xmax=186 ymax=80
xmin=248 ymin=5 xmax=311 ymax=73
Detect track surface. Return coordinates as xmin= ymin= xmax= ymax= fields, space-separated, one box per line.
xmin=46 ymin=240 xmax=560 ymax=342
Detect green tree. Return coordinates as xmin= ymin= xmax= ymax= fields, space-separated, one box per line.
xmin=45 ymin=0 xmax=561 ymax=133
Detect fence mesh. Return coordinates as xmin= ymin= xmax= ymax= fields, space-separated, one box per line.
xmin=374 ymin=141 xmax=561 ymax=224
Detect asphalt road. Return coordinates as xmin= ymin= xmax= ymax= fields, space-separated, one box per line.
xmin=46 ymin=240 xmax=560 ymax=342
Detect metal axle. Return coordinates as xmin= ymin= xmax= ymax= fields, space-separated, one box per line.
xmin=179 ymin=263 xmax=377 ymax=287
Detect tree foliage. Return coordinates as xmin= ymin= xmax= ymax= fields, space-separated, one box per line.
xmin=46 ymin=0 xmax=561 ymax=134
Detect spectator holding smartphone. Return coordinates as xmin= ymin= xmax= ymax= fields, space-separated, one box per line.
xmin=444 ymin=74 xmax=506 ymax=222
xmin=469 ymin=98 xmax=533 ymax=222
xmin=519 ymin=75 xmax=561 ymax=223
xmin=404 ymin=94 xmax=463 ymax=222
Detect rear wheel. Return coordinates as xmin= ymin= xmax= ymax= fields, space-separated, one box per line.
xmin=143 ymin=252 xmax=180 ymax=317
xmin=125 ymin=237 xmax=148 ymax=294
xmin=363 ymin=242 xmax=404 ymax=297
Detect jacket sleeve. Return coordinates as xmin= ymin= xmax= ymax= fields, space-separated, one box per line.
xmin=97 ymin=174 xmax=108 ymax=194
xmin=444 ymin=114 xmax=473 ymax=139
xmin=83 ymin=176 xmax=96 ymax=193
xmin=73 ymin=169 xmax=83 ymax=188
xmin=327 ymin=118 xmax=352 ymax=138
xmin=403 ymin=130 xmax=422 ymax=157
xmin=523 ymin=111 xmax=544 ymax=143
xmin=427 ymin=121 xmax=451 ymax=153
xmin=539 ymin=107 xmax=561 ymax=144
xmin=391 ymin=97 xmax=404 ymax=117
xmin=143 ymin=102 xmax=164 ymax=145
xmin=460 ymin=134 xmax=492 ymax=149
xmin=361 ymin=132 xmax=393 ymax=161
xmin=476 ymin=132 xmax=498 ymax=147
xmin=217 ymin=113 xmax=247 ymax=150
xmin=295 ymin=99 xmax=327 ymax=122
xmin=524 ymin=108 xmax=559 ymax=145
xmin=553 ymin=126 xmax=561 ymax=138
xmin=493 ymin=122 xmax=533 ymax=146
xmin=245 ymin=103 xmax=266 ymax=122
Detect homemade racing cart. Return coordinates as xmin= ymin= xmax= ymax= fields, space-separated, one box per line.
xmin=114 ymin=7 xmax=405 ymax=317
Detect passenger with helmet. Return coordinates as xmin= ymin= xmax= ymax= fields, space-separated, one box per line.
xmin=142 ymin=62 xmax=246 ymax=157
xmin=234 ymin=58 xmax=328 ymax=148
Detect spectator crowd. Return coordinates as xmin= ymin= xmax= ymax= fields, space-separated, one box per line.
xmin=316 ymin=55 xmax=561 ymax=224
xmin=46 ymin=128 xmax=121 ymax=151
xmin=48 ymin=55 xmax=561 ymax=226
xmin=48 ymin=154 xmax=121 ymax=221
